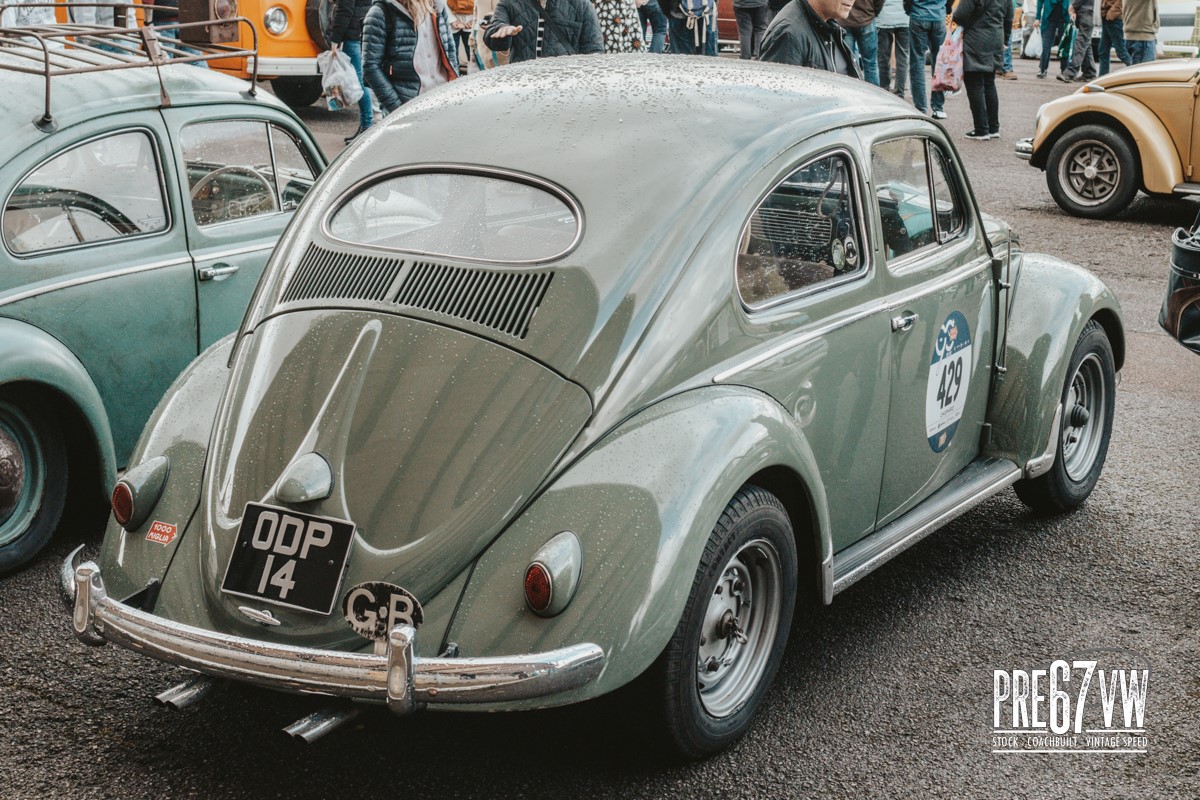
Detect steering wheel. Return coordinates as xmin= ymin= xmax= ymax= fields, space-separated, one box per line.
xmin=190 ymin=165 xmax=279 ymax=216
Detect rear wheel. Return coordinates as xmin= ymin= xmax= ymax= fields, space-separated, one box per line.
xmin=0 ymin=396 xmax=68 ymax=573
xmin=272 ymin=77 xmax=323 ymax=110
xmin=1045 ymin=124 xmax=1139 ymax=219
xmin=1015 ymin=321 xmax=1115 ymax=513
xmin=651 ymin=485 xmax=797 ymax=758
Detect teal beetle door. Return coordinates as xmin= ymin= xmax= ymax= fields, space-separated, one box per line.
xmin=163 ymin=109 xmax=323 ymax=348
xmin=867 ymin=133 xmax=997 ymax=527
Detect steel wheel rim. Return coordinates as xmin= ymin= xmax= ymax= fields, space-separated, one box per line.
xmin=0 ymin=403 xmax=43 ymax=547
xmin=1058 ymin=140 xmax=1120 ymax=207
xmin=696 ymin=537 xmax=783 ymax=718
xmin=1061 ymin=353 xmax=1106 ymax=482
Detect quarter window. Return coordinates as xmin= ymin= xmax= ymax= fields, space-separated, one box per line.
xmin=872 ymin=137 xmax=966 ymax=262
xmin=182 ymin=120 xmax=316 ymax=227
xmin=737 ymin=153 xmax=865 ymax=308
xmin=3 ymin=130 xmax=168 ymax=254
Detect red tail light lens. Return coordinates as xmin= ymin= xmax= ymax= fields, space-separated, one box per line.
xmin=524 ymin=563 xmax=553 ymax=613
xmin=111 ymin=481 xmax=134 ymax=527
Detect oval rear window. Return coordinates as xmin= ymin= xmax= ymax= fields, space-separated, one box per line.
xmin=326 ymin=170 xmax=580 ymax=263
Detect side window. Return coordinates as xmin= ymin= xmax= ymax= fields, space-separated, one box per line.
xmin=182 ymin=120 xmax=315 ymax=226
xmin=737 ymin=153 xmax=864 ymax=308
xmin=872 ymin=137 xmax=967 ymax=263
xmin=3 ymin=130 xmax=168 ymax=255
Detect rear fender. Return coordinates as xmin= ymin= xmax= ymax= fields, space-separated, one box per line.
xmin=0 ymin=318 xmax=116 ymax=501
xmin=985 ymin=254 xmax=1124 ymax=470
xmin=96 ymin=335 xmax=235 ymax=602
xmin=442 ymin=386 xmax=828 ymax=710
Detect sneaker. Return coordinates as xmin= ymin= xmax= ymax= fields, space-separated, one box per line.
xmin=932 ymin=109 xmax=948 ymax=119
xmin=343 ymin=125 xmax=367 ymax=145
xmin=999 ymin=71 xmax=1018 ymax=80
xmin=1056 ymin=73 xmax=1073 ymax=82
xmin=892 ymin=89 xmax=905 ymax=98
xmin=988 ymin=131 xmax=1001 ymax=139
xmin=1037 ymin=70 xmax=1047 ymax=78
xmin=964 ymin=130 xmax=991 ymax=140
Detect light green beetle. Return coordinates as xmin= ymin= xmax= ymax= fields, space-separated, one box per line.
xmin=63 ymin=55 xmax=1123 ymax=758
xmin=0 ymin=35 xmax=326 ymax=571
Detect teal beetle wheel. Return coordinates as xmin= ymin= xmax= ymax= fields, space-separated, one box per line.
xmin=0 ymin=397 xmax=67 ymax=573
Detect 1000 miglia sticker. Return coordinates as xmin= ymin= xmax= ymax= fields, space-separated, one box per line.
xmin=925 ymin=311 xmax=972 ymax=452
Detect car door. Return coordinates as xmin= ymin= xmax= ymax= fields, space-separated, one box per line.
xmin=161 ymin=107 xmax=324 ymax=348
xmin=724 ymin=138 xmax=893 ymax=552
xmin=0 ymin=114 xmax=197 ymax=463
xmin=862 ymin=124 xmax=997 ymax=528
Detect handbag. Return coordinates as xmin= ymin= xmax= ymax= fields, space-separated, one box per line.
xmin=1158 ymin=214 xmax=1200 ymax=356
xmin=931 ymin=27 xmax=963 ymax=94
xmin=1023 ymin=27 xmax=1042 ymax=59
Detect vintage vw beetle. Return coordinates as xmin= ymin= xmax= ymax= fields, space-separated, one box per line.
xmin=0 ymin=16 xmax=325 ymax=572
xmin=65 ymin=56 xmax=1124 ymax=757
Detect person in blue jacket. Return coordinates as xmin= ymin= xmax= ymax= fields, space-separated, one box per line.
xmin=909 ymin=0 xmax=951 ymax=119
xmin=1034 ymin=0 xmax=1071 ymax=77
xmin=362 ymin=0 xmax=459 ymax=115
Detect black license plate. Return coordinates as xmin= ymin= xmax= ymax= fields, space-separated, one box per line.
xmin=220 ymin=503 xmax=355 ymax=615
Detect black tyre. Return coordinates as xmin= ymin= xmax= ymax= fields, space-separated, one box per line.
xmin=272 ymin=76 xmax=323 ymax=110
xmin=0 ymin=396 xmax=68 ymax=573
xmin=1045 ymin=124 xmax=1140 ymax=219
xmin=651 ymin=485 xmax=797 ymax=758
xmin=1015 ymin=320 xmax=1115 ymax=513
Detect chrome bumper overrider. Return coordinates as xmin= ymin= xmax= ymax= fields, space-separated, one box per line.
xmin=1015 ymin=138 xmax=1034 ymax=161
xmin=62 ymin=550 xmax=605 ymax=713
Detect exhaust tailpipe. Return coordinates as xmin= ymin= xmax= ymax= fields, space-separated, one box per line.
xmin=283 ymin=706 xmax=362 ymax=744
xmin=154 ymin=675 xmax=218 ymax=710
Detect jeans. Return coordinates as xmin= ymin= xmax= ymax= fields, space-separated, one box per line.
xmin=843 ymin=21 xmax=880 ymax=85
xmin=341 ymin=39 xmax=373 ymax=130
xmin=734 ymin=5 xmax=769 ymax=59
xmin=877 ymin=26 xmax=909 ymax=93
xmin=1063 ymin=3 xmax=1095 ymax=77
xmin=1126 ymin=38 xmax=1155 ymax=65
xmin=669 ymin=13 xmax=718 ymax=55
xmin=639 ymin=0 xmax=667 ymax=53
xmin=909 ymin=18 xmax=945 ymax=113
xmin=1002 ymin=39 xmax=1013 ymax=71
xmin=1038 ymin=12 xmax=1068 ymax=74
xmin=964 ymin=70 xmax=999 ymax=134
xmin=1097 ymin=18 xmax=1131 ymax=74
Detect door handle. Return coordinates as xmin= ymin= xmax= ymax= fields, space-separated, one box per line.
xmin=891 ymin=311 xmax=919 ymax=332
xmin=198 ymin=263 xmax=240 ymax=282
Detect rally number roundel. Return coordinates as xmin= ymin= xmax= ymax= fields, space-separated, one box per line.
xmin=342 ymin=581 xmax=424 ymax=642
xmin=925 ymin=311 xmax=973 ymax=453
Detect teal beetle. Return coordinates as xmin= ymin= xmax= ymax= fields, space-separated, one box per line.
xmin=64 ymin=55 xmax=1123 ymax=757
xmin=0 ymin=24 xmax=326 ymax=571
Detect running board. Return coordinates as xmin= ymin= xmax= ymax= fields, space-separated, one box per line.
xmin=1173 ymin=183 xmax=1200 ymax=196
xmin=832 ymin=457 xmax=1022 ymax=595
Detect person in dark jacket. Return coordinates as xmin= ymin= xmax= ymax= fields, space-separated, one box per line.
xmin=482 ymin=0 xmax=604 ymax=61
xmin=328 ymin=0 xmax=374 ymax=142
xmin=733 ymin=0 xmax=770 ymax=58
xmin=952 ymin=0 xmax=1012 ymax=139
xmin=759 ymin=0 xmax=862 ymax=77
xmin=363 ymin=0 xmax=459 ymax=115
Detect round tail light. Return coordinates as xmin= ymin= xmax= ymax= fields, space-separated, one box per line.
xmin=111 ymin=481 xmax=134 ymax=527
xmin=524 ymin=563 xmax=553 ymax=614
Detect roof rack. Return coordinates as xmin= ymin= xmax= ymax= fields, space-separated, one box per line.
xmin=0 ymin=2 xmax=259 ymax=133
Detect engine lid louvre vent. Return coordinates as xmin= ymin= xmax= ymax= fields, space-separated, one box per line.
xmin=281 ymin=244 xmax=406 ymax=304
xmin=394 ymin=262 xmax=554 ymax=340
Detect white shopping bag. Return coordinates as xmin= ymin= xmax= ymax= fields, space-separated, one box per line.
xmin=316 ymin=48 xmax=364 ymax=111
xmin=1023 ymin=28 xmax=1042 ymax=60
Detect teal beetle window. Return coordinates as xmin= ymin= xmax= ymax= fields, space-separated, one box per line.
xmin=3 ymin=130 xmax=168 ymax=255
xmin=325 ymin=169 xmax=581 ymax=264
xmin=872 ymin=137 xmax=966 ymax=262
xmin=736 ymin=152 xmax=865 ymax=308
xmin=182 ymin=120 xmax=317 ymax=227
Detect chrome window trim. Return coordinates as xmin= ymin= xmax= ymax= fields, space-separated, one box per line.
xmin=714 ymin=255 xmax=992 ymax=383
xmin=2 ymin=126 xmax=174 ymax=259
xmin=0 ymin=256 xmax=193 ymax=309
xmin=735 ymin=147 xmax=873 ymax=313
xmin=320 ymin=163 xmax=585 ymax=267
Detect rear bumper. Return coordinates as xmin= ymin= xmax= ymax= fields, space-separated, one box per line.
xmin=61 ymin=547 xmax=604 ymax=712
xmin=1015 ymin=137 xmax=1034 ymax=161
